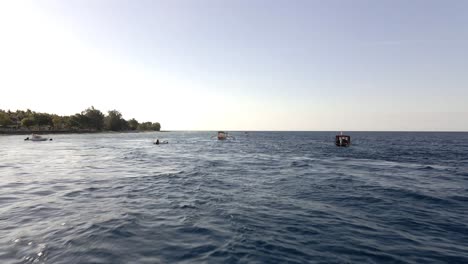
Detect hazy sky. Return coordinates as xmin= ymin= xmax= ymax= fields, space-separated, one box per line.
xmin=1 ymin=0 xmax=467 ymax=131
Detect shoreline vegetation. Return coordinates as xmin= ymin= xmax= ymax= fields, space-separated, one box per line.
xmin=0 ymin=107 xmax=161 ymax=135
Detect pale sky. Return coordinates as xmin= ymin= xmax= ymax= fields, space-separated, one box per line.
xmin=1 ymin=0 xmax=467 ymax=131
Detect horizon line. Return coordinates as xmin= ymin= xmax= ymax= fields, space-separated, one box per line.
xmin=162 ymin=130 xmax=468 ymax=133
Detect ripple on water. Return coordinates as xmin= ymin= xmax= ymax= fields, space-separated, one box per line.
xmin=0 ymin=132 xmax=468 ymax=263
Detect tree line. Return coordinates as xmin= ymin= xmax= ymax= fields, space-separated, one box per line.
xmin=0 ymin=107 xmax=161 ymax=132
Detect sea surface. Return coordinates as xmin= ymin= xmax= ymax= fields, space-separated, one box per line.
xmin=1 ymin=131 xmax=468 ymax=264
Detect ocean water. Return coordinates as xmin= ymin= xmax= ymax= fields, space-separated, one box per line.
xmin=1 ymin=131 xmax=468 ymax=264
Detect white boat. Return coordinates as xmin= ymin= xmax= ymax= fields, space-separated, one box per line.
xmin=153 ymin=139 xmax=168 ymax=145
xmin=25 ymin=134 xmax=50 ymax=141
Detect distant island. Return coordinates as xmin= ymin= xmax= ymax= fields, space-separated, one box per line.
xmin=0 ymin=106 xmax=161 ymax=134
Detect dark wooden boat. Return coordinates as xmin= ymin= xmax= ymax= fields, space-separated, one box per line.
xmin=336 ymin=134 xmax=351 ymax=147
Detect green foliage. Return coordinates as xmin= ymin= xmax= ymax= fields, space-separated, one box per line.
xmin=152 ymin=122 xmax=161 ymax=131
xmin=3 ymin=107 xmax=161 ymax=132
xmin=128 ymin=118 xmax=139 ymax=130
xmin=137 ymin=122 xmax=152 ymax=131
xmin=21 ymin=117 xmax=35 ymax=129
xmin=32 ymin=112 xmax=53 ymax=127
xmin=137 ymin=121 xmax=161 ymax=131
xmin=121 ymin=119 xmax=129 ymax=131
xmin=82 ymin=106 xmax=104 ymax=130
xmin=62 ymin=116 xmax=71 ymax=129
xmin=52 ymin=115 xmax=65 ymax=129
xmin=15 ymin=110 xmax=28 ymax=121
xmin=0 ymin=111 xmax=13 ymax=127
xmin=68 ymin=114 xmax=90 ymax=129
xmin=105 ymin=110 xmax=126 ymax=131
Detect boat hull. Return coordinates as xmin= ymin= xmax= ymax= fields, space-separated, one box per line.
xmin=31 ymin=138 xmax=48 ymax=141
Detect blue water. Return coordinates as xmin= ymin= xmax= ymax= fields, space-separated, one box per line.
xmin=1 ymin=132 xmax=468 ymax=263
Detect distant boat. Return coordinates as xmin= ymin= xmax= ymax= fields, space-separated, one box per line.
xmin=214 ymin=131 xmax=235 ymax=140
xmin=335 ymin=132 xmax=350 ymax=147
xmin=25 ymin=134 xmax=51 ymax=142
xmin=218 ymin=131 xmax=227 ymax=140
xmin=153 ymin=139 xmax=168 ymax=145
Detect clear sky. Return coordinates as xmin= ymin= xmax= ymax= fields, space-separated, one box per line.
xmin=1 ymin=0 xmax=467 ymax=131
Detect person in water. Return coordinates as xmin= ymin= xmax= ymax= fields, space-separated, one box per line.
xmin=155 ymin=139 xmax=159 ymax=145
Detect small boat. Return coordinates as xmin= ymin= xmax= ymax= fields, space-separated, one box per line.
xmin=25 ymin=134 xmax=51 ymax=141
xmin=335 ymin=132 xmax=350 ymax=147
xmin=153 ymin=139 xmax=168 ymax=145
xmin=218 ymin=131 xmax=227 ymax=140
xmin=213 ymin=131 xmax=235 ymax=140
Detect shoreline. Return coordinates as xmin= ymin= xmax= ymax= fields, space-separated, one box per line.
xmin=0 ymin=130 xmax=167 ymax=136
xmin=1 ymin=130 xmax=465 ymax=136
